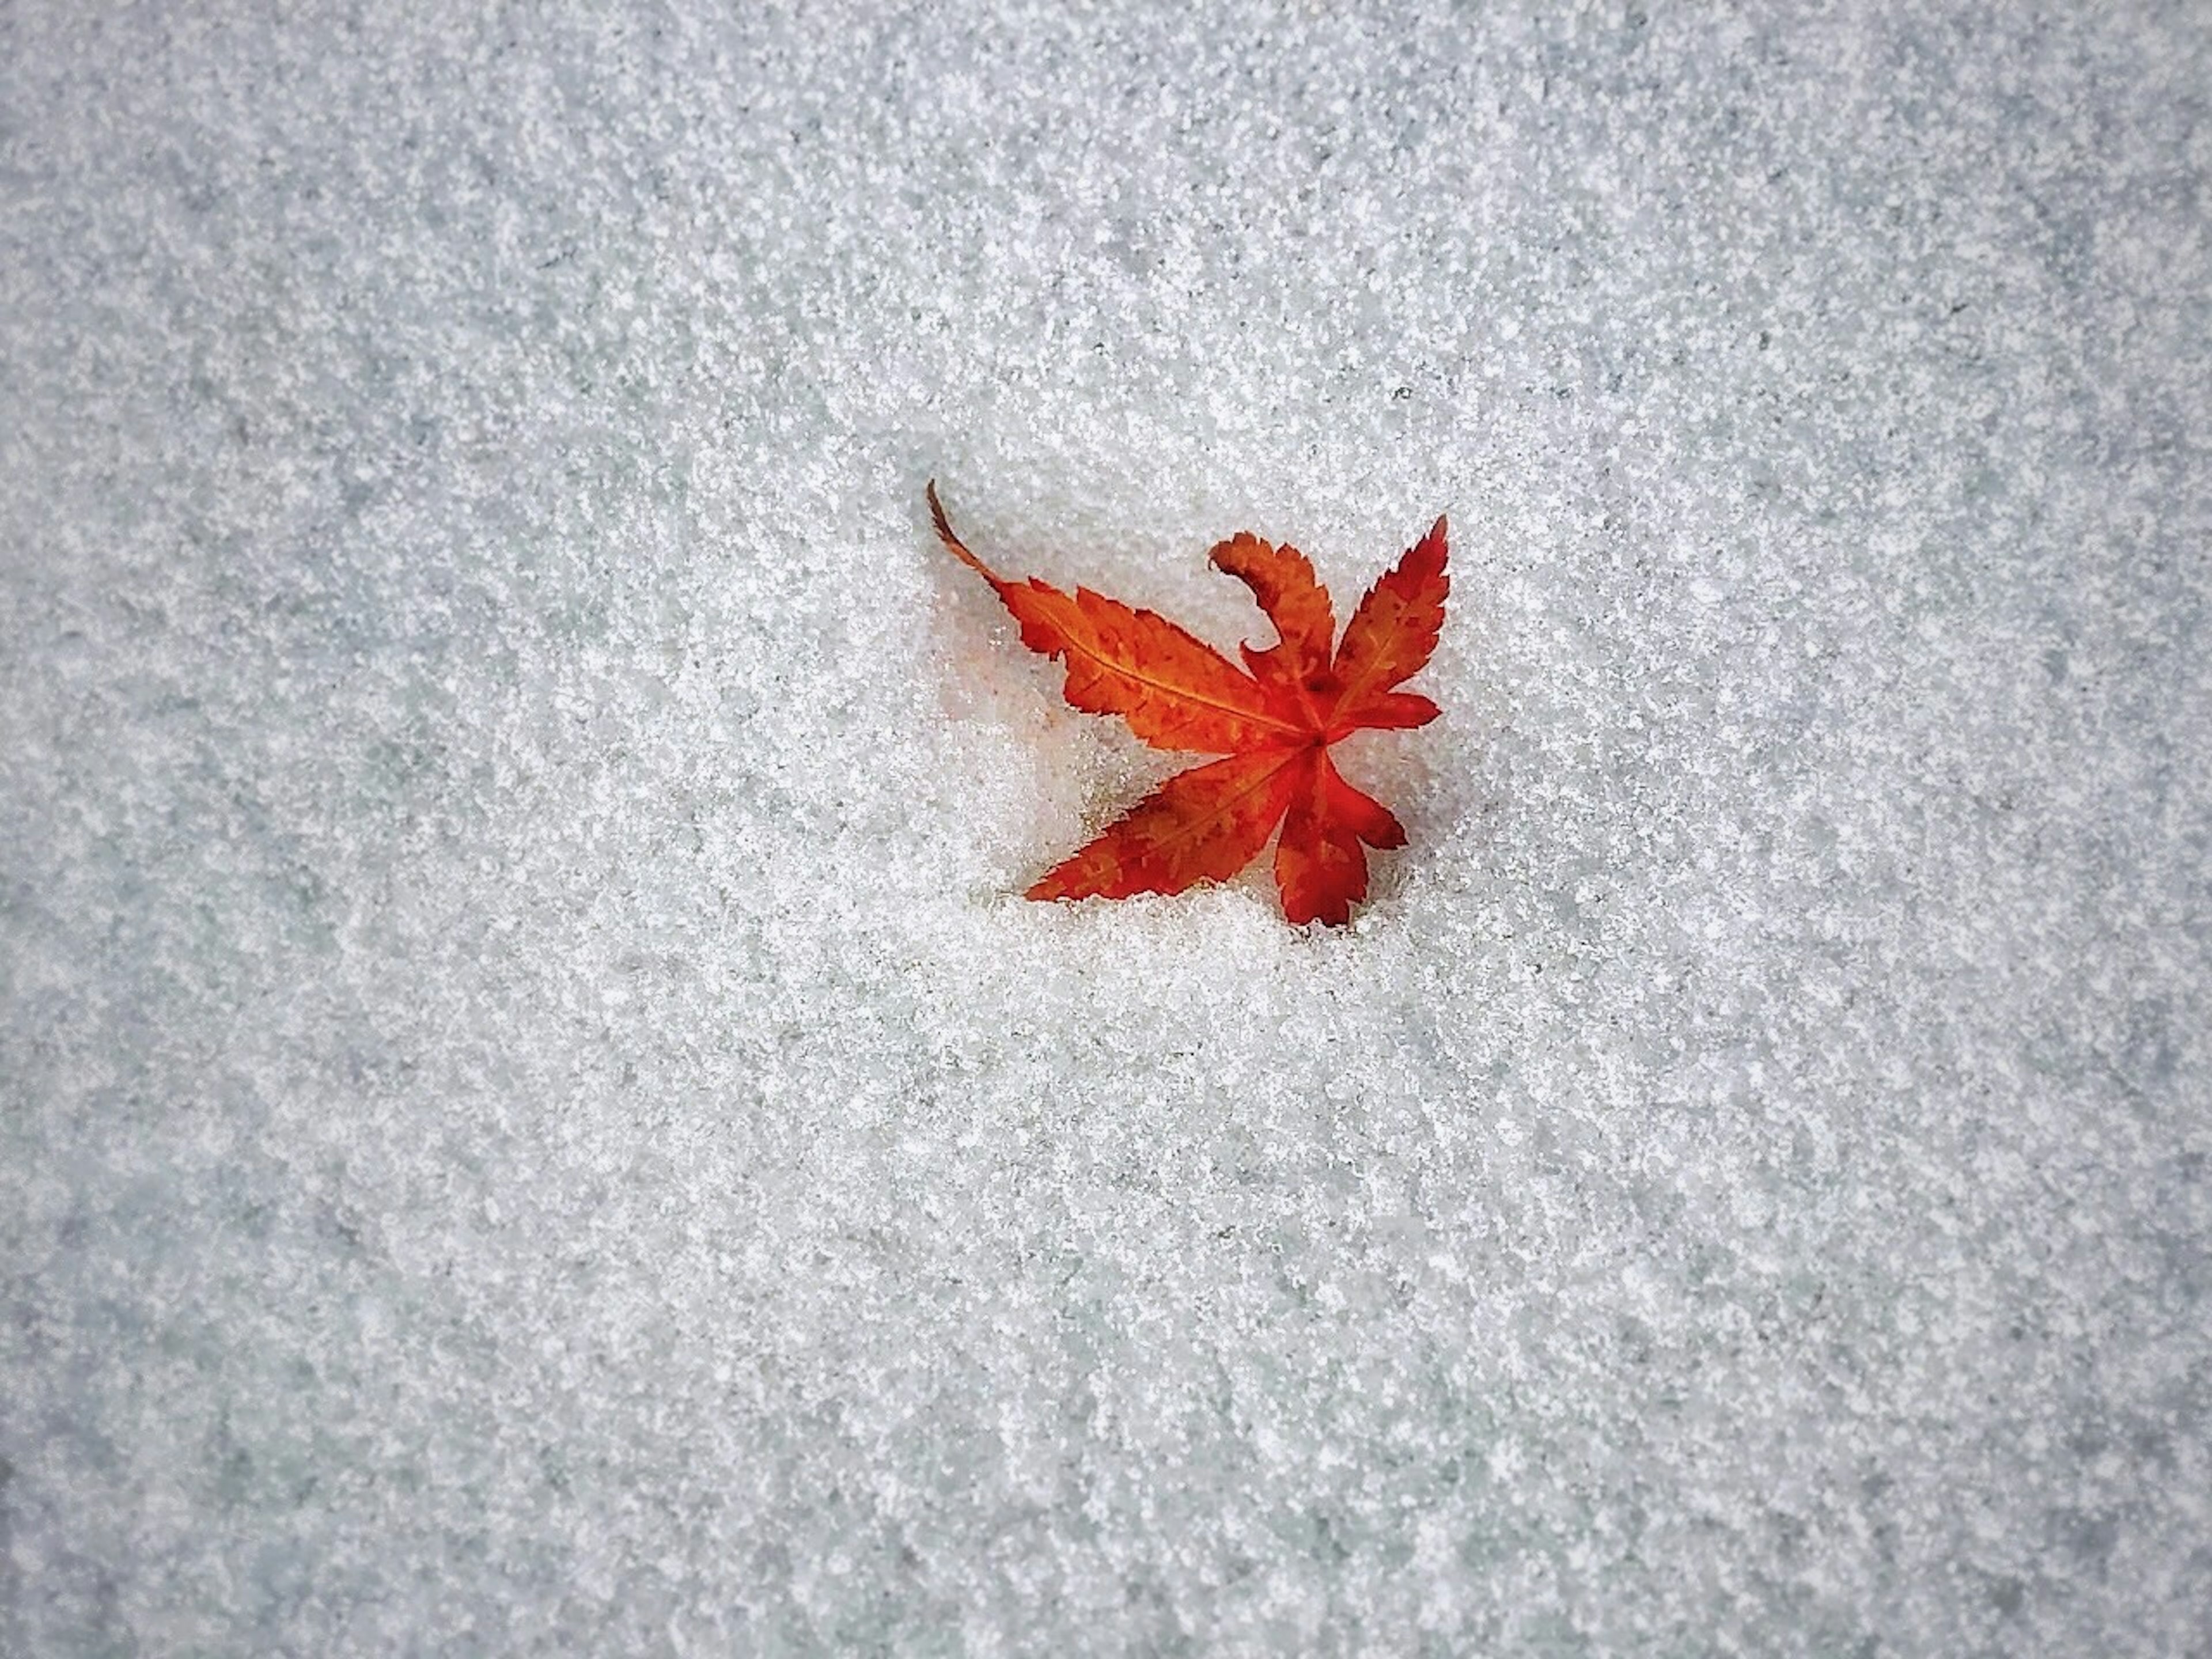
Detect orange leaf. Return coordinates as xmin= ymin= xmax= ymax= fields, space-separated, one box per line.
xmin=934 ymin=484 xmax=1449 ymax=926
xmin=930 ymin=484 xmax=1301 ymax=753
xmin=1274 ymin=749 xmax=1408 ymax=927
xmin=1207 ymin=533 xmax=1334 ymax=691
xmin=1026 ymin=746 xmax=1304 ymax=902
xmin=1330 ymin=515 xmax=1449 ymax=736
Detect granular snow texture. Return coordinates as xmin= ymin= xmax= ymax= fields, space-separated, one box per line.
xmin=3 ymin=3 xmax=2209 ymax=1654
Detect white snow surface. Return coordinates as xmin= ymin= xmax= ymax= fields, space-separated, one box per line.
xmin=5 ymin=3 xmax=2210 ymax=1654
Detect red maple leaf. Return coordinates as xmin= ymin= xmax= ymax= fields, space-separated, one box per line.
xmin=931 ymin=483 xmax=1448 ymax=927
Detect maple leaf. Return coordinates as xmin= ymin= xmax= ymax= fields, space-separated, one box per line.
xmin=931 ymin=482 xmax=1448 ymax=927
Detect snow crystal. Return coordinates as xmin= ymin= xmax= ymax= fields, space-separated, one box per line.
xmin=3 ymin=2 xmax=2208 ymax=1653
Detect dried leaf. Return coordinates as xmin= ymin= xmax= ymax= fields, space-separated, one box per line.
xmin=933 ymin=483 xmax=1448 ymax=926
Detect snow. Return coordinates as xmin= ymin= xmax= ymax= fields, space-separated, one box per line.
xmin=4 ymin=2 xmax=2210 ymax=1653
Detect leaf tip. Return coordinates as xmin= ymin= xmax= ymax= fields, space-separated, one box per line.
xmin=929 ymin=480 xmax=1002 ymax=589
